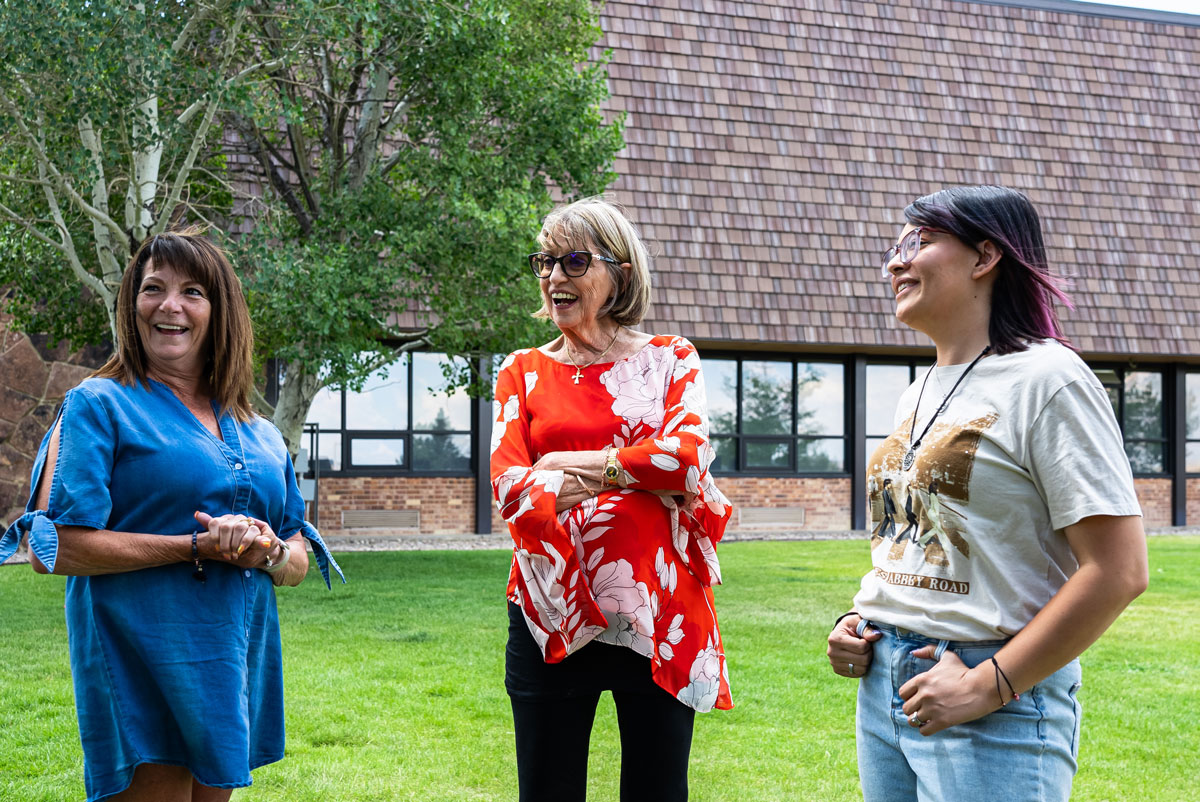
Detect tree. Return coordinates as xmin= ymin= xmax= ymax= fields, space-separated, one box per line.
xmin=0 ymin=0 xmax=623 ymax=452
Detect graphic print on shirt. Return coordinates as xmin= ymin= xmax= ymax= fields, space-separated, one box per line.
xmin=868 ymin=411 xmax=999 ymax=585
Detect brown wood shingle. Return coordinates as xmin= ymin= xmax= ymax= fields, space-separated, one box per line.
xmin=597 ymin=0 xmax=1200 ymax=358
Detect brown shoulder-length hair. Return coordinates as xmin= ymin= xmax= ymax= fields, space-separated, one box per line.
xmin=93 ymin=227 xmax=256 ymax=421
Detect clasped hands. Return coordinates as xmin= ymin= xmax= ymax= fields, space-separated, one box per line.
xmin=193 ymin=511 xmax=287 ymax=571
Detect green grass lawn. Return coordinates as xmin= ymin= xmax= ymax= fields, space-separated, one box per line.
xmin=1 ymin=537 xmax=1197 ymax=801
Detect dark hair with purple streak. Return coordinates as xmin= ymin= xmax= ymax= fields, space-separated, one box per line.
xmin=904 ymin=185 xmax=1074 ymax=355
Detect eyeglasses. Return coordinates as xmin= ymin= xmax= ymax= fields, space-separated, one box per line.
xmin=528 ymin=251 xmax=618 ymax=279
xmin=880 ymin=227 xmax=934 ymax=277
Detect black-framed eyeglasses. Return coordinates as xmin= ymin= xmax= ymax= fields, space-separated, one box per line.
xmin=880 ymin=226 xmax=935 ymax=277
xmin=528 ymin=251 xmax=618 ymax=279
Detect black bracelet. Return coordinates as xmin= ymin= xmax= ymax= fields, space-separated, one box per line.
xmin=991 ymin=656 xmax=1019 ymax=706
xmin=191 ymin=530 xmax=206 ymax=583
xmin=834 ymin=610 xmax=859 ymax=629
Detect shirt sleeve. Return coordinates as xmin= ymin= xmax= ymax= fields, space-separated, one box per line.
xmin=0 ymin=386 xmax=115 ymax=571
xmin=1027 ymin=377 xmax=1143 ymax=530
xmin=612 ymin=338 xmax=732 ymax=586
xmin=489 ymin=352 xmax=608 ymax=658
xmin=280 ymin=451 xmax=345 ymax=588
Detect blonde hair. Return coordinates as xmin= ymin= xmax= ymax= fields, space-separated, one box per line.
xmin=532 ymin=196 xmax=652 ymax=326
xmin=93 ymin=227 xmax=256 ymax=421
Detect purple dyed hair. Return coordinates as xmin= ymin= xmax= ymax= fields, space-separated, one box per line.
xmin=904 ymin=185 xmax=1074 ymax=355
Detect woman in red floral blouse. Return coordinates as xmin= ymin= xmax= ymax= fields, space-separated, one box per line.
xmin=491 ymin=198 xmax=733 ymax=801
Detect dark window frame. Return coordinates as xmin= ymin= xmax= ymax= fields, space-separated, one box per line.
xmin=702 ymin=352 xmax=850 ymax=477
xmin=295 ymin=353 xmax=476 ymax=478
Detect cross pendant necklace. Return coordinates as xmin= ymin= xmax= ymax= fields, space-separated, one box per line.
xmin=565 ymin=327 xmax=622 ymax=385
xmin=903 ymin=345 xmax=991 ymax=470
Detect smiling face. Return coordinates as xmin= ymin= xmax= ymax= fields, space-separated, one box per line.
xmin=135 ymin=259 xmax=213 ymax=381
xmin=886 ymin=224 xmax=994 ymax=336
xmin=538 ymin=233 xmax=621 ymax=333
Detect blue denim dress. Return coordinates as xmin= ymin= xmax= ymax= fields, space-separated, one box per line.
xmin=0 ymin=377 xmax=344 ymax=801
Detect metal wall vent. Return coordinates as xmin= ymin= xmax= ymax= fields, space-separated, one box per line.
xmin=738 ymin=507 xmax=805 ymax=527
xmin=341 ymin=509 xmax=420 ymax=529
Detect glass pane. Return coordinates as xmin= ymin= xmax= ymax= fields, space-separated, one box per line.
xmin=866 ymin=364 xmax=912 ymax=437
xmin=346 ymin=357 xmax=408 ymax=430
xmin=1123 ymin=371 xmax=1162 ymax=439
xmin=305 ymin=385 xmax=342 ymax=429
xmin=351 ymin=438 xmax=406 ymax=467
xmin=1106 ymin=385 xmax=1120 ymax=419
xmin=711 ymin=436 xmax=737 ymax=472
xmin=1186 ymin=374 xmax=1200 ymax=439
xmin=413 ymin=352 xmax=471 ymax=430
xmin=797 ymin=437 xmax=844 ymax=472
xmin=302 ymin=433 xmax=342 ymax=474
xmin=797 ymin=362 xmax=844 ymax=436
xmin=703 ymin=359 xmax=738 ymax=434
xmin=745 ymin=438 xmax=791 ymax=469
xmin=741 ymin=361 xmax=791 ymax=435
xmin=1125 ymin=441 xmax=1163 ymax=475
xmin=412 ymin=433 xmax=471 ymax=472
xmin=1187 ymin=441 xmax=1200 ymax=474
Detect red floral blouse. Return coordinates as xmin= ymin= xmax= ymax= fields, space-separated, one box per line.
xmin=490 ymin=335 xmax=733 ymax=712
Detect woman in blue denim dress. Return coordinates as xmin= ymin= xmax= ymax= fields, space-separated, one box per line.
xmin=827 ymin=186 xmax=1148 ymax=801
xmin=0 ymin=230 xmax=343 ymax=801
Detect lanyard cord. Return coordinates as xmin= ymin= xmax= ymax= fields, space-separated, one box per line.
xmin=904 ymin=345 xmax=992 ymax=469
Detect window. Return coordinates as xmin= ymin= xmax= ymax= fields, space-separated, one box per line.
xmin=703 ymin=355 xmax=846 ymax=474
xmin=1187 ymin=373 xmax=1200 ymax=475
xmin=864 ymin=360 xmax=932 ymax=466
xmin=297 ymin=352 xmax=474 ymax=475
xmin=1092 ymin=367 xmax=1166 ymax=475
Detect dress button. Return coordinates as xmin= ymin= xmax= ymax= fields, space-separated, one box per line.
xmin=234 ymin=463 xmax=244 ymax=470
xmin=244 ymin=570 xmax=251 ymax=578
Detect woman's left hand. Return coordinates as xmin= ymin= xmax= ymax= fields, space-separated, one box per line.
xmin=532 ymin=450 xmax=606 ymax=481
xmin=898 ymin=646 xmax=998 ymax=736
xmin=194 ymin=511 xmax=283 ymax=570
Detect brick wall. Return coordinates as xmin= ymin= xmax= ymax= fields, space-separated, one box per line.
xmin=314 ymin=475 xmax=478 ymax=535
xmin=1189 ymin=479 xmax=1200 ymax=528
xmin=0 ymin=310 xmax=106 ymax=528
xmin=1133 ymin=478 xmax=1172 ymax=528
xmin=718 ymin=475 xmax=853 ymax=531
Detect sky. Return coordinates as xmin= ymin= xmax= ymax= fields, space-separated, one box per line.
xmin=1080 ymin=0 xmax=1199 ymax=14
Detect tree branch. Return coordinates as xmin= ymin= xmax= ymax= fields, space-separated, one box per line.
xmin=153 ymin=7 xmax=249 ymax=235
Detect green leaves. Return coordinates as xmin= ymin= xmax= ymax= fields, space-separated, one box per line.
xmin=1 ymin=0 xmax=623 ymax=438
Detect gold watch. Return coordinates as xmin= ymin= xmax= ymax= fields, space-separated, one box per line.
xmin=603 ymin=446 xmax=621 ymax=486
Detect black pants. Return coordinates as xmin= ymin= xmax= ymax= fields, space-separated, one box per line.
xmin=506 ymin=602 xmax=696 ymax=802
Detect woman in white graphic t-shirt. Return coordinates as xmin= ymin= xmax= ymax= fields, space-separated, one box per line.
xmin=826 ymin=185 xmax=1147 ymax=802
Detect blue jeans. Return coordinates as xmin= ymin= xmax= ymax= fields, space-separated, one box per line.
xmin=855 ymin=621 xmax=1082 ymax=802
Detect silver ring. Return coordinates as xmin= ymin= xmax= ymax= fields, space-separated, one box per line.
xmin=264 ymin=555 xmax=274 ymax=568
xmin=909 ymin=714 xmax=924 ymax=727
xmin=848 ymin=663 xmax=855 ymax=673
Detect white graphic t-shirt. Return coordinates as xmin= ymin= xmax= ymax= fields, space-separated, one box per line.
xmin=853 ymin=339 xmax=1142 ymax=641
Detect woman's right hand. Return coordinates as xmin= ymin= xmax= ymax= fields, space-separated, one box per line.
xmin=194 ymin=511 xmax=272 ymax=564
xmin=827 ymin=612 xmax=881 ymax=679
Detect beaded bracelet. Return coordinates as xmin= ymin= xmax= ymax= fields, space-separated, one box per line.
xmin=191 ymin=530 xmax=206 ymax=583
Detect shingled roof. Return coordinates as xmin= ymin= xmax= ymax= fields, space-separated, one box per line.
xmin=596 ymin=0 xmax=1200 ymax=359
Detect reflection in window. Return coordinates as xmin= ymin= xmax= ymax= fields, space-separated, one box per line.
xmin=1092 ymin=366 xmax=1166 ymax=475
xmin=741 ymin=361 xmax=792 ymax=435
xmin=864 ymin=361 xmax=928 ymax=467
xmin=412 ymin=352 xmax=471 ymax=430
xmin=412 ymin=433 xmax=471 ymax=472
xmin=351 ymin=439 xmax=406 ymax=466
xmin=1186 ymin=373 xmax=1200 ymax=474
xmin=302 ymin=351 xmax=474 ymax=475
xmin=701 ymin=355 xmax=846 ymax=474
xmin=346 ymin=357 xmax=408 ymax=430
